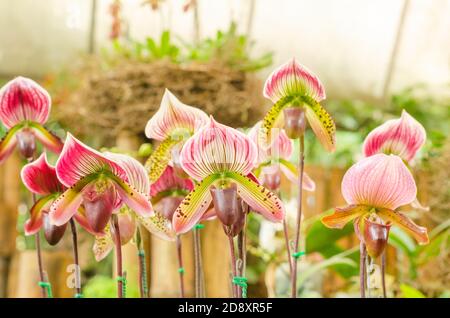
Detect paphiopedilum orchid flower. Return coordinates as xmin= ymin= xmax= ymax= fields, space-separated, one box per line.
xmin=21 ymin=153 xmax=100 ymax=245
xmin=92 ymin=153 xmax=183 ymax=261
xmin=261 ymin=58 xmax=335 ymax=151
xmin=248 ymin=121 xmax=315 ymax=191
xmin=144 ymin=89 xmax=209 ymax=183
xmin=322 ymin=153 xmax=429 ymax=257
xmin=0 ymin=77 xmax=63 ymax=163
xmin=363 ymin=110 xmax=426 ymax=163
xmin=173 ymin=116 xmax=284 ymax=234
xmin=49 ymin=133 xmax=153 ymax=233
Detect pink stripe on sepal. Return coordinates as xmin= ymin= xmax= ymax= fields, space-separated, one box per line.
xmin=0 ymin=77 xmax=51 ymax=128
xmin=180 ymin=116 xmax=257 ymax=181
xmin=341 ymin=154 xmax=417 ymax=210
xmin=21 ymin=153 xmax=64 ymax=195
xmin=363 ymin=110 xmax=426 ymax=163
xmin=55 ymin=133 xmax=127 ymax=187
xmin=145 ymin=89 xmax=209 ymax=141
xmin=263 ymin=58 xmax=326 ymax=103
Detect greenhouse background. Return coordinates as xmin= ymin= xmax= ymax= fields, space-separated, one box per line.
xmin=0 ymin=0 xmax=448 ymax=298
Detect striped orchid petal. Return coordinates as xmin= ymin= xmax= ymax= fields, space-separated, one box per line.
xmin=150 ymin=165 xmax=194 ymax=197
xmin=55 ymin=133 xmax=127 ymax=188
xmin=24 ymin=195 xmax=56 ymax=235
xmin=172 ymin=174 xmax=219 ymax=234
xmin=377 ymin=207 xmax=429 ymax=244
xmin=145 ymin=89 xmax=209 ymax=141
xmin=0 ymin=77 xmax=50 ymax=128
xmin=21 ymin=153 xmax=63 ymax=195
xmin=342 ymin=154 xmax=417 ymax=210
xmin=226 ymin=171 xmax=284 ymax=223
xmin=0 ymin=123 xmax=23 ymax=164
xmin=263 ymin=58 xmax=326 ymax=104
xmin=363 ymin=110 xmax=426 ymax=162
xmin=180 ymin=116 xmax=258 ymax=181
xmin=28 ymin=122 xmax=63 ymax=154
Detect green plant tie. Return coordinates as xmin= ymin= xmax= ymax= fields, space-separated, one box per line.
xmin=137 ymin=249 xmax=148 ymax=297
xmin=116 ymin=276 xmax=127 ymax=298
xmin=178 ymin=267 xmax=185 ymax=274
xmin=74 ymin=293 xmax=83 ymax=298
xmin=38 ymin=281 xmax=53 ymax=298
xmin=292 ymin=251 xmax=306 ymax=259
xmin=194 ymin=224 xmax=205 ymax=230
xmin=232 ymin=276 xmax=248 ymax=298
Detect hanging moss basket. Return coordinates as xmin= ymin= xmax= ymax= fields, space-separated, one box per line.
xmin=51 ymin=59 xmax=268 ymax=145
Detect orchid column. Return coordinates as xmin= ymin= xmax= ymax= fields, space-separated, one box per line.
xmin=174 ymin=116 xmax=285 ymax=298
xmin=261 ymin=59 xmax=336 ymax=297
xmin=0 ymin=77 xmax=64 ymax=297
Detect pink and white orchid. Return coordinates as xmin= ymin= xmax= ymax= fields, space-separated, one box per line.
xmin=20 ymin=153 xmax=99 ymax=245
xmin=0 ymin=77 xmax=63 ymax=163
xmin=173 ymin=116 xmax=284 ymax=234
xmin=363 ymin=110 xmax=426 ymax=163
xmin=322 ymin=153 xmax=429 ymax=253
xmin=248 ymin=121 xmax=315 ymax=191
xmin=144 ymin=89 xmax=209 ymax=183
xmin=261 ymin=58 xmax=335 ymax=151
xmin=49 ymin=134 xmax=153 ymax=233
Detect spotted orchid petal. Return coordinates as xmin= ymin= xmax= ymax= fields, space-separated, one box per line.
xmin=322 ymin=205 xmax=371 ymax=229
xmin=263 ymin=58 xmax=326 ymax=104
xmin=150 ymin=165 xmax=194 ymax=197
xmin=342 ymin=154 xmax=417 ymax=210
xmin=21 ymin=153 xmax=64 ymax=195
xmin=363 ymin=110 xmax=426 ymax=162
xmin=303 ymin=96 xmax=336 ymax=152
xmin=145 ymin=138 xmax=180 ymax=183
xmin=225 ymin=171 xmax=284 ymax=222
xmin=55 ymin=133 xmax=127 ymax=187
xmin=0 ymin=123 xmax=23 ymax=164
xmin=172 ymin=174 xmax=219 ymax=234
xmin=49 ymin=174 xmax=99 ymax=226
xmin=377 ymin=207 xmax=429 ymax=244
xmin=145 ymin=89 xmax=209 ymax=141
xmin=24 ymin=195 xmax=56 ymax=235
xmin=134 ymin=211 xmax=176 ymax=241
xmin=0 ymin=77 xmax=51 ymax=128
xmin=180 ymin=116 xmax=257 ymax=181
xmin=93 ymin=224 xmax=114 ymax=262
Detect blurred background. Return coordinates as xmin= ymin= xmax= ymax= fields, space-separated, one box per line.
xmin=0 ymin=0 xmax=448 ymax=298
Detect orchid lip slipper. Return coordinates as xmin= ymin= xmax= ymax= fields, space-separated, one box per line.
xmin=261 ymin=58 xmax=336 ymax=298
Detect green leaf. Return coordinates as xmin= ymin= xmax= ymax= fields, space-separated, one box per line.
xmin=400 ymin=284 xmax=426 ymax=298
xmin=305 ymin=216 xmax=354 ymax=253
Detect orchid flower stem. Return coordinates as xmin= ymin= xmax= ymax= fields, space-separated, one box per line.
xmin=227 ymin=234 xmax=238 ymax=298
xmin=193 ymin=227 xmax=205 ymax=298
xmin=381 ymin=252 xmax=387 ymax=298
xmin=277 ymin=188 xmax=293 ymax=279
xmin=28 ymin=155 xmax=48 ymax=298
xmin=236 ymin=210 xmax=248 ymax=298
xmin=291 ymin=134 xmax=305 ymax=298
xmin=360 ymin=241 xmax=367 ymax=298
xmin=136 ymin=228 xmax=148 ymax=298
xmin=112 ymin=214 xmax=124 ymax=298
xmin=176 ymin=235 xmax=185 ymax=298
xmin=69 ymin=218 xmax=82 ymax=296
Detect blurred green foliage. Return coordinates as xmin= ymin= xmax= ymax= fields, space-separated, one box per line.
xmin=102 ymin=22 xmax=273 ymax=72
